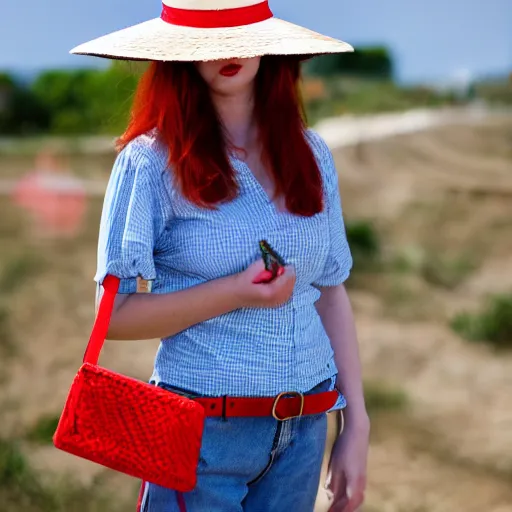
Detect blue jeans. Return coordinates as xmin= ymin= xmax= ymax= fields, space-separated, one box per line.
xmin=140 ymin=378 xmax=331 ymax=511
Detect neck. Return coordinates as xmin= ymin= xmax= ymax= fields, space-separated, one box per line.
xmin=211 ymin=89 xmax=257 ymax=150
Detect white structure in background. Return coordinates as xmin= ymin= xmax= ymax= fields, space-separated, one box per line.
xmin=314 ymin=106 xmax=487 ymax=150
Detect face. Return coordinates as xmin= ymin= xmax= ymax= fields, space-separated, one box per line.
xmin=195 ymin=57 xmax=261 ymax=96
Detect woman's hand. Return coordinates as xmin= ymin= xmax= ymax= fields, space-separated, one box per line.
xmin=326 ymin=413 xmax=370 ymax=512
xmin=231 ymin=259 xmax=296 ymax=308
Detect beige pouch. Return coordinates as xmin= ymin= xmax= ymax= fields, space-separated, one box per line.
xmin=314 ymin=410 xmax=345 ymax=512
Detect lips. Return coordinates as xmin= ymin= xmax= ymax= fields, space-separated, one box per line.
xmin=219 ymin=63 xmax=242 ymax=77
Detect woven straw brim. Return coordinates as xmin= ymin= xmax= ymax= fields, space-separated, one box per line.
xmin=70 ymin=17 xmax=353 ymax=62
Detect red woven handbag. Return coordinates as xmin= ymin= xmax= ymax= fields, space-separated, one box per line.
xmin=53 ymin=274 xmax=206 ymax=492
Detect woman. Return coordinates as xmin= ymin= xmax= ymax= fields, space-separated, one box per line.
xmin=74 ymin=1 xmax=369 ymax=511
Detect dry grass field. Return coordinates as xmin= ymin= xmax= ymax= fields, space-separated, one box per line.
xmin=0 ymin=115 xmax=511 ymax=512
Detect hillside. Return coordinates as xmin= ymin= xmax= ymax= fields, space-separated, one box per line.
xmin=0 ymin=115 xmax=511 ymax=512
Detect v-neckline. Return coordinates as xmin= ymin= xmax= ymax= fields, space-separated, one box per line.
xmin=230 ymin=155 xmax=287 ymax=214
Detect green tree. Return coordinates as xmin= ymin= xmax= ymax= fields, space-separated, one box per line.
xmin=31 ymin=63 xmax=141 ymax=135
xmin=0 ymin=73 xmax=50 ymax=135
xmin=305 ymin=46 xmax=394 ymax=79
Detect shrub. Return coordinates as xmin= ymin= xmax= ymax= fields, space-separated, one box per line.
xmin=420 ymin=254 xmax=476 ymax=289
xmin=26 ymin=416 xmax=61 ymax=445
xmin=0 ymin=439 xmax=54 ymax=511
xmin=0 ymin=252 xmax=45 ymax=293
xmin=345 ymin=219 xmax=381 ymax=272
xmin=364 ymin=381 xmax=408 ymax=416
xmin=451 ymin=294 xmax=512 ymax=350
xmin=0 ymin=437 xmax=130 ymax=511
xmin=0 ymin=305 xmax=15 ymax=358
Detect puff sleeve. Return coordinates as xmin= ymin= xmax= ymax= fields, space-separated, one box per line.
xmin=94 ymin=141 xmax=167 ymax=294
xmin=311 ymin=132 xmax=353 ymax=287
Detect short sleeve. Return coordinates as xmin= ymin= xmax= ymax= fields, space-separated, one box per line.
xmin=309 ymin=131 xmax=353 ymax=287
xmin=94 ymin=140 xmax=167 ymax=294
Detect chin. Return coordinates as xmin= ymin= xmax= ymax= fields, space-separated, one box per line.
xmin=214 ymin=79 xmax=254 ymax=96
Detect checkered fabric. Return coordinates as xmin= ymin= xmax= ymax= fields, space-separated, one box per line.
xmin=95 ymin=129 xmax=352 ymax=411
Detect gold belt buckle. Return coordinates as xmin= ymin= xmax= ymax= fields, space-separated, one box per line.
xmin=272 ymin=391 xmax=305 ymax=421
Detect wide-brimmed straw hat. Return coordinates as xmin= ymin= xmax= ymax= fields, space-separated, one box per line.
xmin=70 ymin=0 xmax=353 ymax=62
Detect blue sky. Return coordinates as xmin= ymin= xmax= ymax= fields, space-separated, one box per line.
xmin=0 ymin=0 xmax=510 ymax=83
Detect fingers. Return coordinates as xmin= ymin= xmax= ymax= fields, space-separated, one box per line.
xmin=326 ymin=467 xmax=345 ymax=498
xmin=341 ymin=496 xmax=364 ymax=512
xmin=341 ymin=475 xmax=366 ymax=512
xmin=327 ymin=471 xmax=365 ymax=512
xmin=329 ymin=497 xmax=349 ymax=512
xmin=251 ymin=265 xmax=294 ymax=285
xmin=275 ymin=265 xmax=296 ymax=284
xmin=271 ymin=267 xmax=295 ymax=290
xmin=247 ymin=258 xmax=267 ymax=274
xmin=252 ymin=270 xmax=274 ymax=284
xmin=326 ymin=469 xmax=347 ymax=512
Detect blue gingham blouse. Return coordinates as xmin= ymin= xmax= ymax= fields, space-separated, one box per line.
xmin=95 ymin=129 xmax=352 ymax=411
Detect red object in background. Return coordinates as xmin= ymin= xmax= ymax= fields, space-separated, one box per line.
xmin=11 ymin=151 xmax=87 ymax=237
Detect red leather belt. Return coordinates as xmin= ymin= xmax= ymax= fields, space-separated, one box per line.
xmin=194 ymin=389 xmax=339 ymax=421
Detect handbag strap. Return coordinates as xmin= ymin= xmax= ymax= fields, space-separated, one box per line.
xmin=83 ymin=274 xmax=120 ymax=365
xmin=86 ymin=281 xmax=188 ymax=512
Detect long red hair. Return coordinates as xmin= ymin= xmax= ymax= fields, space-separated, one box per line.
xmin=117 ymin=56 xmax=323 ymax=216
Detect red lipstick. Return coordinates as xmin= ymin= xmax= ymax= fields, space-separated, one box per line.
xmin=219 ymin=63 xmax=242 ymax=77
